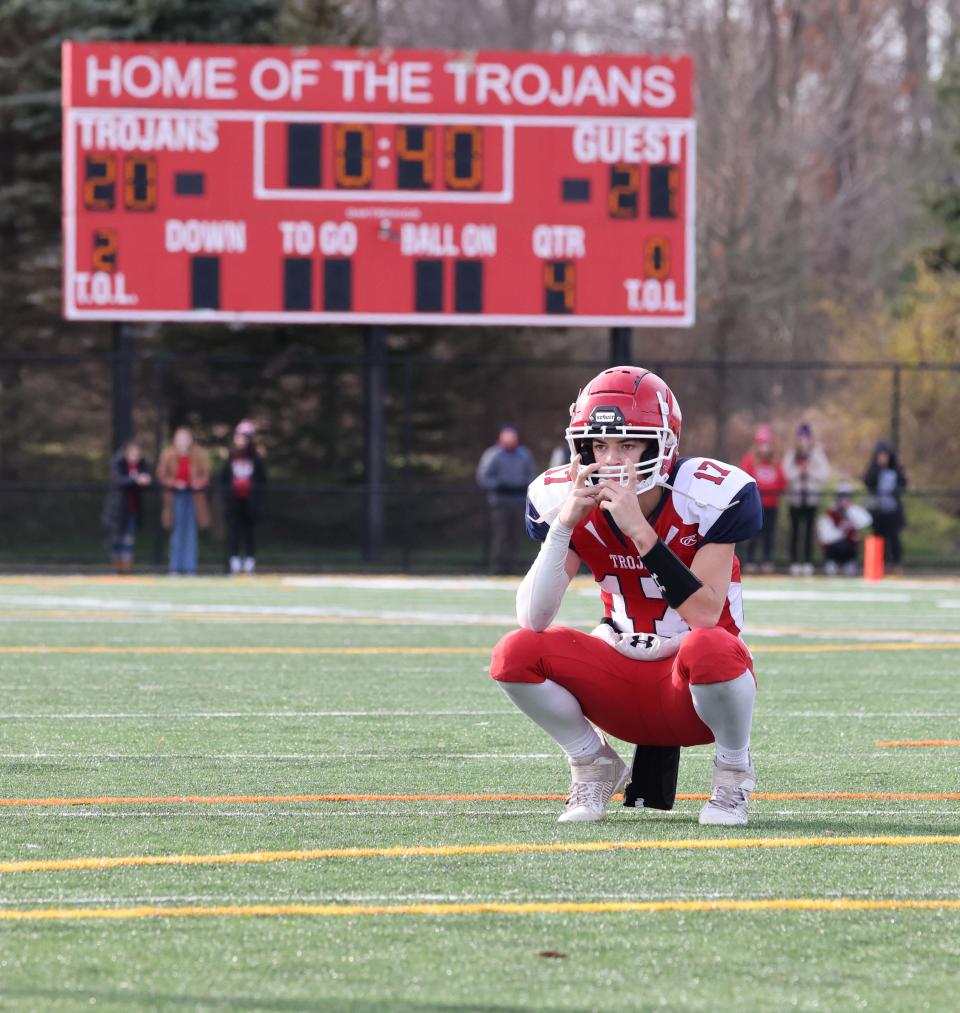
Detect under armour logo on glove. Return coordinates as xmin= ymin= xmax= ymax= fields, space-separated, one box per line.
xmin=589 ymin=623 xmax=688 ymax=662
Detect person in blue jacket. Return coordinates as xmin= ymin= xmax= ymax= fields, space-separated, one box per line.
xmin=477 ymin=425 xmax=537 ymax=575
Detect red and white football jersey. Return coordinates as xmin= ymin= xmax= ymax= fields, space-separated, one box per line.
xmin=526 ymin=457 xmax=763 ymax=639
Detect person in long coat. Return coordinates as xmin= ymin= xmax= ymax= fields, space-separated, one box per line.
xmin=863 ymin=440 xmax=908 ymax=571
xmin=101 ymin=438 xmax=152 ymax=573
xmin=156 ymin=427 xmax=211 ymax=575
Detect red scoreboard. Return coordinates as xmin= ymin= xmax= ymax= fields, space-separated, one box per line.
xmin=62 ymin=43 xmax=695 ymax=327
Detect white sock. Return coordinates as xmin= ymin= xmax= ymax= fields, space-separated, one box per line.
xmin=689 ymin=671 xmax=755 ymax=770
xmin=499 ymin=679 xmax=602 ymax=759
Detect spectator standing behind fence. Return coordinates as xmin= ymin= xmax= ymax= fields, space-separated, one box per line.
xmin=817 ymin=482 xmax=872 ymax=575
xmin=782 ymin=423 xmax=830 ymax=575
xmin=100 ymin=438 xmax=152 ymax=574
xmin=477 ymin=425 xmax=537 ymax=575
xmin=221 ymin=419 xmax=267 ymax=575
xmin=738 ymin=424 xmax=786 ymax=574
xmin=863 ymin=440 xmax=908 ymax=573
xmin=157 ymin=427 xmax=210 ymax=575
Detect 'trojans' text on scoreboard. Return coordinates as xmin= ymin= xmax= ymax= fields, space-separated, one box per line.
xmin=62 ymin=43 xmax=696 ymax=326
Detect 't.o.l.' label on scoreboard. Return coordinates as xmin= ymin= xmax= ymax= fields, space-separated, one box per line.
xmin=62 ymin=43 xmax=695 ymax=326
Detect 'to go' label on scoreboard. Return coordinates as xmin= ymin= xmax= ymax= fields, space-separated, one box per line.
xmin=62 ymin=43 xmax=695 ymax=326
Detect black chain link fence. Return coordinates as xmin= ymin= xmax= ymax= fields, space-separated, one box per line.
xmin=0 ymin=349 xmax=957 ymax=572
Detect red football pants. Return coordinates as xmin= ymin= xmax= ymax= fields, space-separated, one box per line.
xmin=489 ymin=626 xmax=754 ymax=747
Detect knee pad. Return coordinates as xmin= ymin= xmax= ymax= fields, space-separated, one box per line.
xmin=677 ymin=627 xmax=752 ymax=685
xmin=489 ymin=628 xmax=547 ymax=684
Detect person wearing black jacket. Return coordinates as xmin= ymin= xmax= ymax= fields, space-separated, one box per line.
xmin=101 ymin=438 xmax=152 ymax=573
xmin=221 ymin=420 xmax=267 ymax=574
xmin=863 ymin=440 xmax=908 ymax=570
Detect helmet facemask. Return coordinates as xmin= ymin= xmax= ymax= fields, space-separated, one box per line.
xmin=565 ymin=392 xmax=678 ymax=494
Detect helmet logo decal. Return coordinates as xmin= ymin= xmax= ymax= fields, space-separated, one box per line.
xmin=589 ymin=405 xmax=624 ymax=427
xmin=565 ymin=366 xmax=680 ymax=496
xmin=656 ymin=390 xmax=670 ymax=428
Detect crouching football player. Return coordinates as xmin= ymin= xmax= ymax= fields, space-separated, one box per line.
xmin=489 ymin=367 xmax=763 ymax=826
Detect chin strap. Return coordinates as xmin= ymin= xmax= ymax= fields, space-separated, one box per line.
xmin=655 ymin=477 xmax=741 ymax=513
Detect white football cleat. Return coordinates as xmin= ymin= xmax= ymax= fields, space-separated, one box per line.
xmin=557 ymin=737 xmax=629 ymax=823
xmin=699 ymin=757 xmax=756 ymax=827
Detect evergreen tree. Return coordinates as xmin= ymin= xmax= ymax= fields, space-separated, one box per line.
xmin=923 ymin=61 xmax=960 ymax=272
xmin=0 ymin=1 xmax=341 ymax=479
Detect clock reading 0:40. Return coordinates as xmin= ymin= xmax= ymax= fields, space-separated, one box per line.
xmin=286 ymin=122 xmax=484 ymax=191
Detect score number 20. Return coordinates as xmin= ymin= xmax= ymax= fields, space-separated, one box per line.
xmin=84 ymin=153 xmax=157 ymax=212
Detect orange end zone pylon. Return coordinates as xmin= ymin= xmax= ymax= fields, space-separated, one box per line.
xmin=864 ymin=534 xmax=885 ymax=581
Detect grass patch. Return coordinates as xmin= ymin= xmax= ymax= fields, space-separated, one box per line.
xmin=0 ymin=575 xmax=958 ymax=1010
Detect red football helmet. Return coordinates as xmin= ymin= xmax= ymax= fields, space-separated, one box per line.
xmin=565 ymin=366 xmax=682 ymax=492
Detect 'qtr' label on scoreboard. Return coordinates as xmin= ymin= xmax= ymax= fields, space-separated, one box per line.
xmin=62 ymin=43 xmax=695 ymax=327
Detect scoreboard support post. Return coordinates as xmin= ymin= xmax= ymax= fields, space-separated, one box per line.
xmin=111 ymin=322 xmax=134 ymax=452
xmin=363 ymin=325 xmax=387 ymax=563
xmin=150 ymin=353 xmax=167 ymax=567
xmin=609 ymin=327 xmax=633 ymax=367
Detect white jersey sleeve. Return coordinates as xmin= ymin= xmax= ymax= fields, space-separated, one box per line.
xmin=669 ymin=458 xmax=763 ymax=544
xmin=524 ymin=466 xmax=574 ymax=542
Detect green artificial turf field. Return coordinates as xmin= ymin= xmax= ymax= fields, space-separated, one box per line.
xmin=0 ymin=573 xmax=959 ymax=1011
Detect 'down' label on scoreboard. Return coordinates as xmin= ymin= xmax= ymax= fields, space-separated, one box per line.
xmin=62 ymin=43 xmax=695 ymax=327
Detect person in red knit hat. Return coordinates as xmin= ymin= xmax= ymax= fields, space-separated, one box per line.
xmin=738 ymin=425 xmax=786 ymax=573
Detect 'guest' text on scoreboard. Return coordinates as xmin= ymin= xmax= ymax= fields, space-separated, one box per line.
xmin=62 ymin=43 xmax=695 ymax=327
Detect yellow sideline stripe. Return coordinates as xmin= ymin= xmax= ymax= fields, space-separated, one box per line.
xmin=2 ymin=897 xmax=960 ymax=922
xmin=2 ymin=791 xmax=959 ymax=808
xmin=877 ymin=740 xmax=960 ymax=748
xmin=2 ymin=835 xmax=958 ymax=875
xmin=4 ymin=611 xmax=960 ymax=638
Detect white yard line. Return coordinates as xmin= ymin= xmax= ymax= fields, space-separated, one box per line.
xmin=756 ymin=809 xmax=960 ymax=817
xmin=0 ymin=618 xmax=164 ymax=625
xmin=5 ymin=749 xmax=896 ymax=760
xmin=14 ymin=803 xmax=960 ymax=821
xmin=0 ymin=751 xmax=561 ymax=760
xmin=746 ymin=628 xmax=960 ymax=643
xmin=0 ymin=710 xmax=511 ymax=720
xmin=4 ymin=885 xmax=960 ymax=908
xmin=0 ymin=594 xmax=518 ymax=625
xmin=20 ymin=808 xmax=557 ymax=819
xmin=283 ymin=577 xmax=519 ymax=591
xmin=771 ymin=711 xmax=960 ymax=718
xmin=1 ymin=709 xmax=957 ymax=721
